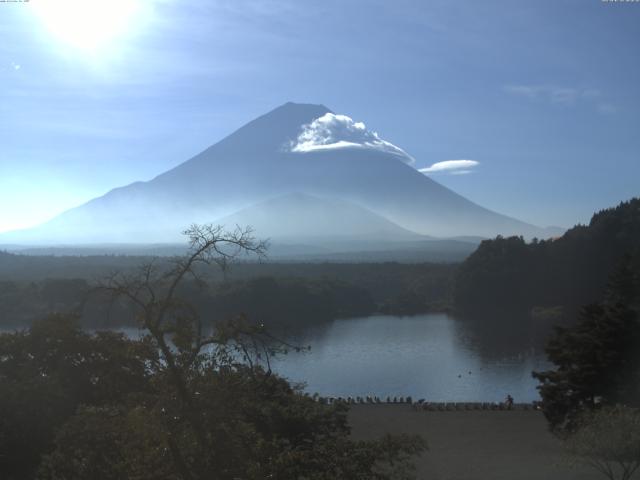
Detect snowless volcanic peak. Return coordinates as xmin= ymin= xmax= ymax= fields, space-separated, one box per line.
xmin=0 ymin=102 xmax=560 ymax=246
xmin=211 ymin=101 xmax=333 ymax=154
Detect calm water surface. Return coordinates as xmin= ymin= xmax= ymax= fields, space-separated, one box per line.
xmin=4 ymin=314 xmax=549 ymax=402
xmin=268 ymin=314 xmax=550 ymax=402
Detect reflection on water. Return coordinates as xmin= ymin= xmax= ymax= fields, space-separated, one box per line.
xmin=269 ymin=314 xmax=550 ymax=402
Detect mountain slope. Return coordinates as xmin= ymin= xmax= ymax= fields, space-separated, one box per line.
xmin=216 ymin=193 xmax=422 ymax=241
xmin=1 ymin=102 xmax=557 ymax=245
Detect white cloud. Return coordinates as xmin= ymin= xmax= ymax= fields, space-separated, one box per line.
xmin=505 ymin=85 xmax=616 ymax=113
xmin=419 ymin=159 xmax=479 ymax=175
xmin=289 ymin=113 xmax=414 ymax=165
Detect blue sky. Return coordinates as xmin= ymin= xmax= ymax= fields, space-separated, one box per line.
xmin=1 ymin=0 xmax=639 ymax=233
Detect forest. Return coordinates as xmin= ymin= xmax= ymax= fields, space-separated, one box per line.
xmin=3 ymin=198 xmax=639 ymax=337
xmin=0 ymin=257 xmax=455 ymax=330
xmin=453 ymin=198 xmax=640 ymax=320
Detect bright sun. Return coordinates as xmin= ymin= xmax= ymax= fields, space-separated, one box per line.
xmin=31 ymin=0 xmax=140 ymax=52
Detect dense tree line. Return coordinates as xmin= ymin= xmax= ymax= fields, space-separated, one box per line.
xmin=0 ymin=251 xmax=455 ymax=289
xmin=0 ymin=261 xmax=455 ymax=329
xmin=0 ymin=277 xmax=377 ymax=330
xmin=203 ymin=276 xmax=376 ymax=326
xmin=454 ymin=198 xmax=640 ymax=318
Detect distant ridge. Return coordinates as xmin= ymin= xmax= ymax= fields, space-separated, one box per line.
xmin=217 ymin=192 xmax=422 ymax=241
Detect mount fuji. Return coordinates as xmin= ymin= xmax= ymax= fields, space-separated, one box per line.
xmin=1 ymin=102 xmax=560 ymax=253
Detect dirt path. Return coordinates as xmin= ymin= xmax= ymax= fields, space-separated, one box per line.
xmin=348 ymin=405 xmax=602 ymax=480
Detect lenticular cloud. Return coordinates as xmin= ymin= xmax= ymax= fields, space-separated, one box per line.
xmin=289 ymin=113 xmax=414 ymax=165
xmin=419 ymin=160 xmax=479 ymax=175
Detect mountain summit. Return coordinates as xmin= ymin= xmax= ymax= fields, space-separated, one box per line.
xmin=2 ymin=102 xmax=557 ymax=246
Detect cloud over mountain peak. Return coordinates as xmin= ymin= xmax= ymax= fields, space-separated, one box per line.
xmin=288 ymin=112 xmax=414 ymax=164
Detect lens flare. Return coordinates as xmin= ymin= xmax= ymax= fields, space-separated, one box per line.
xmin=30 ymin=0 xmax=140 ymax=52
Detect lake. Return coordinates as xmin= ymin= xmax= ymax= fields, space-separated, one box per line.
xmin=3 ymin=313 xmax=550 ymax=402
xmin=268 ymin=314 xmax=550 ymax=402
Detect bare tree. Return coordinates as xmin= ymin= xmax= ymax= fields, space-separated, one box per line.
xmin=565 ymin=405 xmax=640 ymax=480
xmin=99 ymin=224 xmax=270 ymax=360
xmin=34 ymin=224 xmax=424 ymax=480
xmin=95 ymin=224 xmax=280 ymax=479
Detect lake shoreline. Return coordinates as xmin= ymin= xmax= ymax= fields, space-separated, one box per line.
xmin=271 ymin=314 xmax=549 ymax=403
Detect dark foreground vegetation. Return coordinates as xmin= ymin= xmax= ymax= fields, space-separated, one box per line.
xmin=532 ymin=258 xmax=640 ymax=433
xmin=0 ymin=226 xmax=425 ymax=480
xmin=526 ymin=214 xmax=640 ymax=480
xmin=537 ymin=317 xmax=640 ymax=480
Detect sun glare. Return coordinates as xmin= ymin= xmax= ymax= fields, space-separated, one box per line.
xmin=31 ymin=0 xmax=140 ymax=52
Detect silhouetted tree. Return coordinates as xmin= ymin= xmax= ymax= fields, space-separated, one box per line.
xmin=533 ymin=258 xmax=640 ymax=434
